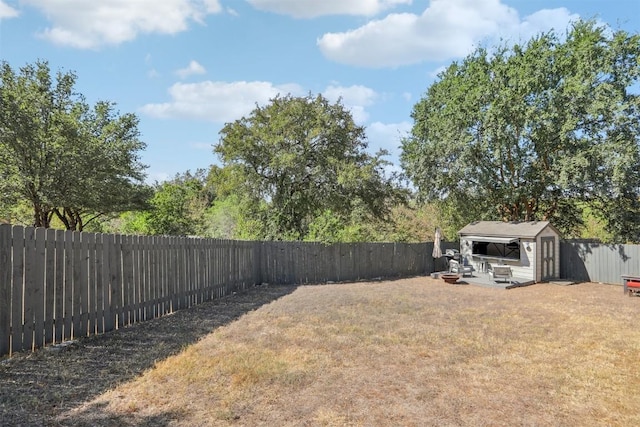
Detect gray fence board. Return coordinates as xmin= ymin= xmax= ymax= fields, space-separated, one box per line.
xmin=23 ymin=227 xmax=38 ymax=352
xmin=95 ymin=233 xmax=104 ymax=334
xmin=54 ymin=229 xmax=64 ymax=343
xmin=33 ymin=228 xmax=46 ymax=349
xmin=80 ymin=232 xmax=90 ymax=337
xmin=62 ymin=230 xmax=73 ymax=341
xmin=72 ymin=231 xmax=82 ymax=337
xmin=0 ymin=225 xmax=11 ymax=355
xmin=44 ymin=229 xmax=55 ymax=344
xmin=11 ymin=226 xmax=24 ymax=352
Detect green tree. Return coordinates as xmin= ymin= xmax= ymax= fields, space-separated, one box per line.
xmin=0 ymin=60 xmax=149 ymax=230
xmin=121 ymin=170 xmax=214 ymax=236
xmin=401 ymin=21 xmax=640 ymax=241
xmin=214 ymin=93 xmax=403 ymax=240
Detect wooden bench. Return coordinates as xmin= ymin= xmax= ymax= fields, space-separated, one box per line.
xmin=489 ymin=265 xmax=512 ymax=284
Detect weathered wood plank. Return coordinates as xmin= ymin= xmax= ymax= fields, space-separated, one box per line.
xmin=174 ymin=237 xmax=183 ymax=309
xmin=153 ymin=236 xmax=161 ymax=316
xmin=86 ymin=233 xmax=98 ymax=335
xmin=158 ymin=236 xmax=167 ymax=315
xmin=53 ymin=230 xmax=64 ymax=343
xmin=150 ymin=236 xmax=157 ymax=317
xmin=102 ymin=233 xmax=113 ymax=332
xmin=201 ymin=238 xmax=209 ymax=301
xmin=0 ymin=224 xmax=12 ymax=355
xmin=111 ymin=234 xmax=123 ymax=329
xmin=187 ymin=239 xmax=195 ymax=307
xmin=121 ymin=234 xmax=132 ymax=326
xmin=213 ymin=239 xmax=220 ymax=299
xmin=10 ymin=226 xmax=25 ymax=353
xmin=140 ymin=234 xmax=150 ymax=320
xmin=31 ymin=227 xmax=45 ymax=348
xmin=78 ymin=232 xmax=91 ymax=337
xmin=161 ymin=236 xmax=169 ymax=311
xmin=94 ymin=233 xmax=104 ymax=334
xmin=166 ymin=236 xmax=175 ymax=312
xmin=62 ymin=231 xmax=73 ymax=341
xmin=44 ymin=229 xmax=56 ymax=345
xmin=23 ymin=227 xmax=37 ymax=352
xmin=130 ymin=234 xmax=138 ymax=322
xmin=74 ymin=231 xmax=86 ymax=338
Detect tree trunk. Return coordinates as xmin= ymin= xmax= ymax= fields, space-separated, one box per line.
xmin=33 ymin=203 xmax=52 ymax=228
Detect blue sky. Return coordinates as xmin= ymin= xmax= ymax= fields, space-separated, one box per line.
xmin=1 ymin=0 xmax=638 ymax=183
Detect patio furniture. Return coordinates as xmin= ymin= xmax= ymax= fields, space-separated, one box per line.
xmin=449 ymin=260 xmax=472 ymax=277
xmin=622 ymin=275 xmax=640 ymax=296
xmin=489 ymin=264 xmax=512 ymax=284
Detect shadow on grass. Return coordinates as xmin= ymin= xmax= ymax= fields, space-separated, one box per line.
xmin=3 ymin=406 xmax=183 ymax=427
xmin=0 ymin=284 xmax=298 ymax=426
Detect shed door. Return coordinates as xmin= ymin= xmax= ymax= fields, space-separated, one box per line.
xmin=540 ymin=237 xmax=555 ymax=280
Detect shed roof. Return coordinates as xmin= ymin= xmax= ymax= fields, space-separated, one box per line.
xmin=458 ymin=221 xmax=559 ymax=239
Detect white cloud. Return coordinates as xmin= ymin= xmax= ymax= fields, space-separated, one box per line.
xmin=366 ymin=121 xmax=412 ymax=177
xmin=516 ymin=8 xmax=582 ymax=42
xmin=247 ymin=0 xmax=411 ymax=18
xmin=21 ymin=0 xmax=222 ymax=48
xmin=367 ymin=121 xmax=411 ymax=156
xmin=429 ymin=65 xmax=448 ymax=79
xmin=322 ymin=84 xmax=378 ymax=123
xmin=318 ymin=0 xmax=579 ymax=68
xmin=0 ymin=1 xmax=18 ymax=19
xmin=140 ymin=80 xmax=304 ymax=123
xmin=141 ymin=80 xmax=381 ymax=129
xmin=176 ymin=60 xmax=206 ymax=79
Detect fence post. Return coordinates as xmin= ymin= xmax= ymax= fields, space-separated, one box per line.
xmin=0 ymin=224 xmax=11 ymax=356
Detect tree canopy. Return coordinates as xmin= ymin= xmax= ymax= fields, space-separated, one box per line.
xmin=120 ymin=170 xmax=215 ymax=236
xmin=401 ymin=21 xmax=640 ymax=241
xmin=0 ymin=60 xmax=150 ymax=230
xmin=214 ymin=93 xmax=403 ymax=240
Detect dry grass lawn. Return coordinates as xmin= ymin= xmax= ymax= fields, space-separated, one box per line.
xmin=53 ymin=277 xmax=640 ymax=426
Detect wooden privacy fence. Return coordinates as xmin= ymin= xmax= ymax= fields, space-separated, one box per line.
xmin=0 ymin=225 xmax=258 ymax=356
xmin=0 ymin=225 xmax=435 ymax=356
xmin=259 ymin=241 xmax=438 ymax=285
xmin=560 ymin=240 xmax=640 ymax=285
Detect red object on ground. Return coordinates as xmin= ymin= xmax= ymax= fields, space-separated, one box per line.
xmin=441 ymin=273 xmax=460 ymax=284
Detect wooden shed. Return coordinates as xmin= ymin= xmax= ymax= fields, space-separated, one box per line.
xmin=458 ymin=221 xmax=561 ymax=283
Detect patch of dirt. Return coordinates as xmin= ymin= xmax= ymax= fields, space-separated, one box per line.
xmin=0 ymin=284 xmax=296 ymax=427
